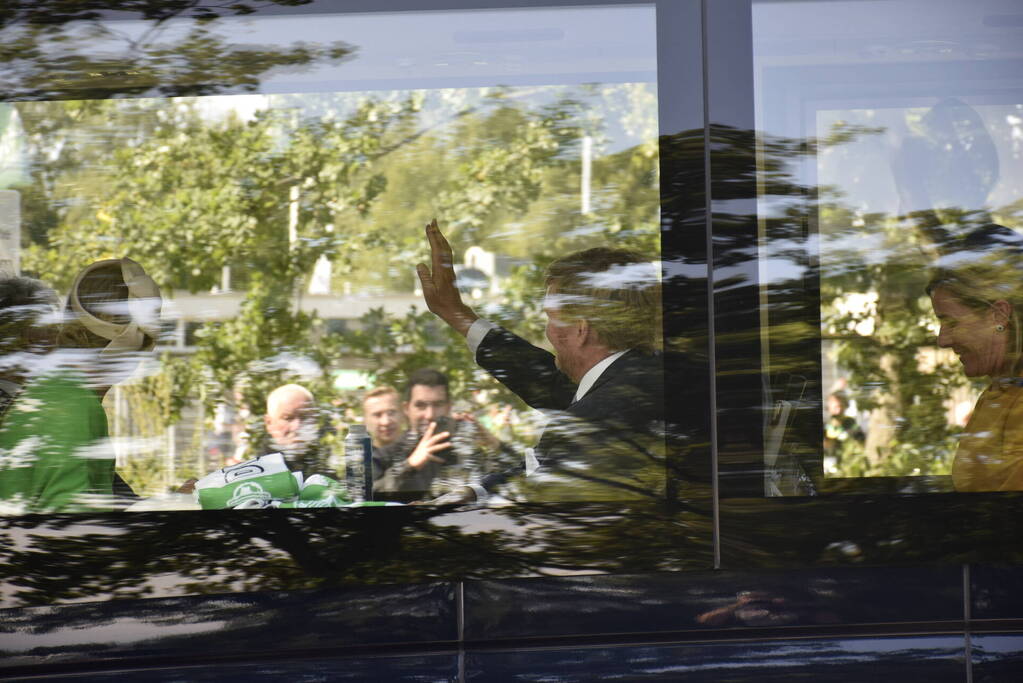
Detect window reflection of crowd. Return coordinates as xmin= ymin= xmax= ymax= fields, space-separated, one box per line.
xmin=1 ymin=214 xmax=668 ymax=511
xmin=13 ymin=223 xmax=1023 ymax=510
xmin=0 ymin=260 xmax=581 ymax=512
xmin=364 ymin=369 xmax=511 ymax=504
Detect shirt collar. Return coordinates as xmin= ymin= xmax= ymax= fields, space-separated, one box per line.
xmin=573 ymin=350 xmax=628 ymax=403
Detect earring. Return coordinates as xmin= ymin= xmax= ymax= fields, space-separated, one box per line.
xmin=996 ymin=324 xmax=1006 ymax=332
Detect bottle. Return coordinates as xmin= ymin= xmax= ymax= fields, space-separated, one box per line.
xmin=344 ymin=424 xmax=373 ymax=502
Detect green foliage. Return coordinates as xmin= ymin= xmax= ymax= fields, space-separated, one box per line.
xmin=436 ymin=93 xmax=585 ymax=240
xmin=25 ymin=97 xmax=424 ymax=291
xmin=13 ymin=82 xmax=662 ymax=487
xmin=817 ymin=204 xmax=969 ymax=475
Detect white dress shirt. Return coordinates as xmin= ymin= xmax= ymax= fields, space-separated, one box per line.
xmin=572 ymin=350 xmax=627 ymax=403
xmin=466 ymin=318 xmax=625 ymax=401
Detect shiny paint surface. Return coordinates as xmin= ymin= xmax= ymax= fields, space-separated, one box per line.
xmin=969 ymin=568 xmax=1023 ymax=681
xmin=0 ymin=636 xmax=972 ymax=682
xmin=719 ymin=494 xmax=1023 ymax=569
xmin=0 ymin=564 xmax=979 ymax=678
xmin=5 ymin=655 xmax=460 ymax=682
xmin=0 ymin=582 xmax=457 ymax=670
xmin=971 ymin=565 xmax=1023 ymax=620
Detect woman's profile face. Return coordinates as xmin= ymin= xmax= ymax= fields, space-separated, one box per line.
xmin=931 ymin=287 xmax=1010 ymax=378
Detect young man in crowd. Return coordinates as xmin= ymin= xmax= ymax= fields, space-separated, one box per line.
xmin=364 ymin=370 xmax=501 ymax=502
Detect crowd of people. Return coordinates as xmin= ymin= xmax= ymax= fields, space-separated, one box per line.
xmin=2 ymin=215 xmax=1020 ymax=513
xmin=0 ymin=218 xmax=666 ymax=511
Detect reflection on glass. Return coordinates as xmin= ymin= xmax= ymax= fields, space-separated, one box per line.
xmin=0 ymin=3 xmax=662 ymax=513
xmin=927 ymin=226 xmax=1023 ymax=491
xmin=418 ymin=222 xmax=665 ymax=503
xmin=0 ymin=259 xmax=161 ymax=513
xmin=754 ymin=0 xmax=1023 ymax=494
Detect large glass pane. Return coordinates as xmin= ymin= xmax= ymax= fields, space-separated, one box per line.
xmin=753 ymin=0 xmax=1023 ymax=494
xmin=0 ymin=2 xmax=667 ymax=514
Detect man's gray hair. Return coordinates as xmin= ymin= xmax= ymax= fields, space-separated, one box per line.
xmin=266 ymin=383 xmax=314 ymax=415
xmin=545 ymin=248 xmax=661 ymax=353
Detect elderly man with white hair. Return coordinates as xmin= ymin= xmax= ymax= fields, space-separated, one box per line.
xmin=263 ymin=383 xmax=336 ymax=478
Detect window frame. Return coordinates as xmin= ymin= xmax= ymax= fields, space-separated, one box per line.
xmin=0 ymin=0 xmax=717 ymax=608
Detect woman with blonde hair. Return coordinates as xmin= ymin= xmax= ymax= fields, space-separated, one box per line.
xmin=927 ymin=225 xmax=1023 ymax=491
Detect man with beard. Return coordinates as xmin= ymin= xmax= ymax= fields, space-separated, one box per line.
xmin=367 ymin=370 xmax=504 ymax=502
xmin=367 ymin=372 xmax=462 ymax=503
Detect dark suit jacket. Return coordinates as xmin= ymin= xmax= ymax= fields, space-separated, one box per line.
xmin=475 ymin=327 xmax=665 ymax=501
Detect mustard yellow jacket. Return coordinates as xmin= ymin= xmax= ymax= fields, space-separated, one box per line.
xmin=953 ymin=379 xmax=1023 ymax=492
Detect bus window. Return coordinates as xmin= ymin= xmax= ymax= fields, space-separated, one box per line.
xmin=751 ymin=0 xmax=1023 ymax=495
xmin=0 ymin=2 xmax=677 ymax=513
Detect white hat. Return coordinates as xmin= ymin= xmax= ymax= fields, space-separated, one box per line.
xmin=67 ymin=258 xmax=162 ymax=355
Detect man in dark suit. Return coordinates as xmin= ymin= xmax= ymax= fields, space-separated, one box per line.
xmin=415 ymin=219 xmax=664 ymax=502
